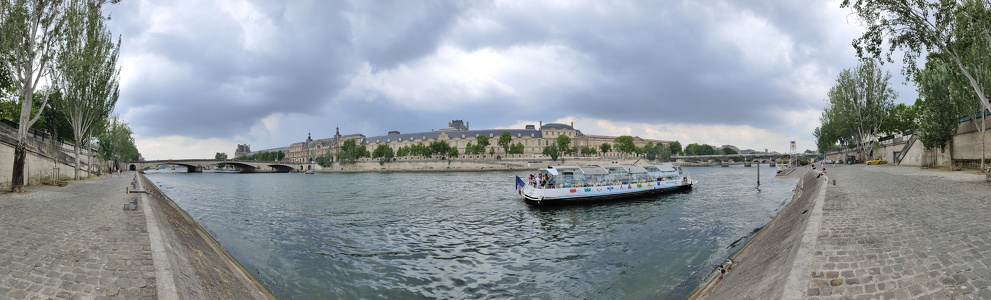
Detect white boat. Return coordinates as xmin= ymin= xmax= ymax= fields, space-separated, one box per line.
xmin=515 ymin=164 xmax=694 ymax=204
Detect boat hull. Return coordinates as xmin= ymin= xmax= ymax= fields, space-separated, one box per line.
xmin=521 ymin=181 xmax=693 ymax=205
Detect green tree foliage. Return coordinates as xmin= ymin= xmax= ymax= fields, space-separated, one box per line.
xmin=509 ymin=142 xmax=525 ymax=154
xmin=814 ymin=117 xmax=842 ymax=154
xmin=916 ymin=60 xmax=977 ymax=149
xmin=97 ymin=116 xmax=141 ymax=170
xmin=613 ymin=136 xmax=636 ymax=155
xmin=542 ymin=145 xmax=559 ymax=161
xmin=644 ymin=142 xmax=658 ymax=160
xmin=475 ymin=134 xmax=490 ymax=150
xmin=658 ymin=143 xmax=672 ymax=161
xmin=556 ymin=134 xmax=570 ymax=157
xmin=668 ymin=141 xmax=682 ymax=156
xmin=429 ymin=140 xmax=451 ymax=157
xmin=580 ymin=146 xmax=597 ymax=156
xmin=315 ymin=153 xmax=333 ymax=167
xmin=684 ymin=143 xmax=716 ymax=156
xmin=880 ymin=102 xmax=921 ymax=135
xmin=372 ymin=144 xmax=394 ymax=162
xmin=397 ymin=142 xmax=433 ymax=158
xmin=842 ymin=0 xmax=991 ymax=115
xmin=447 ymin=147 xmax=459 ymax=158
xmin=1 ymin=0 xmax=70 ymax=191
xmin=53 ymin=0 xmax=120 ymax=180
xmin=489 ymin=147 xmax=495 ymax=156
xmin=215 ymin=152 xmax=227 ymax=160
xmin=336 ymin=139 xmax=369 ymax=164
xmin=498 ymin=131 xmax=512 ymax=154
xmin=822 ymin=60 xmax=896 ymax=160
xmin=599 ymin=143 xmax=611 ymax=154
xmin=237 ymin=151 xmax=285 ymax=162
xmin=722 ymin=146 xmax=739 ymax=155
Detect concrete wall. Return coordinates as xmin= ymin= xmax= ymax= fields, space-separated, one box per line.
xmin=0 ymin=123 xmax=99 ymax=190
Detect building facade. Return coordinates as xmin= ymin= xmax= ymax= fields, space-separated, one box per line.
xmin=243 ymin=120 xmax=670 ymax=163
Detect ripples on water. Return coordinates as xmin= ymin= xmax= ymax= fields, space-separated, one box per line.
xmin=146 ymin=165 xmax=797 ymax=299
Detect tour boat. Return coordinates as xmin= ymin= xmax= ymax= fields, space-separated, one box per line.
xmin=515 ymin=164 xmax=694 ymax=204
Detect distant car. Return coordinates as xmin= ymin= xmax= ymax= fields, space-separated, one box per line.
xmin=822 ymin=159 xmax=834 ymax=164
xmin=865 ymin=158 xmax=883 ymax=165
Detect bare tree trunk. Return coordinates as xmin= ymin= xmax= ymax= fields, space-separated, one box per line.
xmin=73 ymin=141 xmax=81 ymax=180
xmin=11 ymin=142 xmax=27 ymax=192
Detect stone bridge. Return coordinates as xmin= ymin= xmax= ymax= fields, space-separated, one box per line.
xmin=127 ymin=159 xmax=311 ymax=173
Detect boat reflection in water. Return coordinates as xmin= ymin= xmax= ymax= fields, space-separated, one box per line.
xmin=516 ymin=163 xmax=694 ymax=204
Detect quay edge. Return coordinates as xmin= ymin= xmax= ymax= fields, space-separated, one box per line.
xmin=139 ymin=173 xmax=275 ymax=299
xmin=690 ymin=168 xmax=825 ymax=299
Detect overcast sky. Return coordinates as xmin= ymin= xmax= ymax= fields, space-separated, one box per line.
xmin=103 ymin=0 xmax=918 ymax=160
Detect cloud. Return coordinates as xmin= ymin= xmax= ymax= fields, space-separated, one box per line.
xmin=103 ymin=0 xmax=915 ymax=159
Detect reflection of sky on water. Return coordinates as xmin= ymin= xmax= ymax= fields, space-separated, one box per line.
xmin=147 ymin=166 xmax=796 ymax=299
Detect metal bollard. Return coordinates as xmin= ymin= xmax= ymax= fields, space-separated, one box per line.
xmin=832 ymin=179 xmax=836 ymax=185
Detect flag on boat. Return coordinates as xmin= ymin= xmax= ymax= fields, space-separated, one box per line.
xmin=515 ymin=176 xmax=526 ymax=195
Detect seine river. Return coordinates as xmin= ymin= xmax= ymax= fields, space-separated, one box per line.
xmin=146 ymin=165 xmax=797 ymax=299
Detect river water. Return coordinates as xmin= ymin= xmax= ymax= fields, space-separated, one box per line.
xmin=146 ymin=165 xmax=797 ymax=299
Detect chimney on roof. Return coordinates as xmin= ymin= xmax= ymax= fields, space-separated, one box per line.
xmin=571 ymin=122 xmax=573 ymax=128
xmin=540 ymin=121 xmax=542 ymax=128
xmin=467 ymin=121 xmax=469 ymax=130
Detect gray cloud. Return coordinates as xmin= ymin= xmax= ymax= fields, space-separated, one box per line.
xmin=105 ymin=0 xmax=914 ymax=152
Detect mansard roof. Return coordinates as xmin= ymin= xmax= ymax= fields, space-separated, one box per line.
xmin=540 ymin=123 xmax=574 ymax=130
xmin=363 ymin=128 xmax=542 ymax=144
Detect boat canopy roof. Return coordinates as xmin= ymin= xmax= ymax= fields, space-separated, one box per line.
xmin=579 ymin=166 xmax=609 ymax=175
xmin=600 ymin=165 xmax=648 ymax=174
xmin=542 ymin=165 xmax=609 ymax=176
xmin=542 ymin=164 xmax=673 ymax=176
xmin=656 ymin=165 xmax=677 ymax=172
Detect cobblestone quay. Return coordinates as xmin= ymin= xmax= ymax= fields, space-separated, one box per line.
xmin=0 ymin=172 xmax=272 ymax=299
xmin=696 ymin=164 xmax=989 ymax=299
xmin=0 ymin=174 xmax=157 ymax=299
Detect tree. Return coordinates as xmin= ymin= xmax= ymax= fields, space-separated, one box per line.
xmin=372 ymin=144 xmax=394 ymax=163
xmin=542 ymin=145 xmax=559 ymax=161
xmin=315 ymin=153 xmax=332 ymax=167
xmin=668 ymin=141 xmax=682 ymax=156
xmin=97 ymin=116 xmax=141 ymax=171
xmin=447 ymin=147 xmax=459 ymax=158
xmin=644 ymin=142 xmax=658 ymax=160
xmin=429 ymin=140 xmax=451 ymax=158
xmin=658 ymin=143 xmax=672 ymax=161
xmin=475 ymin=134 xmax=490 ymax=151
xmin=916 ymin=60 xmax=976 ymax=150
xmin=555 ymin=134 xmax=570 ymax=158
xmin=509 ymin=142 xmax=525 ymax=154
xmin=613 ymin=136 xmax=636 ymax=155
xmin=824 ymin=60 xmax=896 ymax=160
xmin=498 ymin=131 xmax=512 ymax=155
xmin=722 ymin=146 xmax=739 ymax=155
xmin=599 ymin=143 xmax=611 ymax=154
xmin=51 ymin=0 xmax=119 ymax=179
xmin=580 ymin=146 xmax=597 ymax=156
xmin=489 ymin=147 xmax=495 ymax=157
xmin=842 ymin=0 xmax=991 ymax=118
xmin=1 ymin=0 xmax=70 ymax=191
xmin=337 ymin=139 xmax=361 ymax=164
xmin=880 ymin=102 xmax=920 ymax=134
xmin=215 ymin=152 xmax=227 ymax=160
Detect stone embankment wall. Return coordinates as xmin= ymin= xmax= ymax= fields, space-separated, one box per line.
xmin=0 ymin=121 xmax=97 ymax=190
xmin=692 ymin=169 xmax=823 ymax=299
xmin=825 ymin=118 xmax=989 ymax=169
xmin=315 ymin=157 xmax=642 ymax=172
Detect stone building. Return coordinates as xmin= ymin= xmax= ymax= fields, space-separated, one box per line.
xmin=247 ymin=120 xmax=670 ymax=162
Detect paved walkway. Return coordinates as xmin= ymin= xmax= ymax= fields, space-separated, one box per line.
xmin=806 ymin=164 xmax=989 ymax=299
xmin=0 ymin=172 xmax=158 ymax=299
